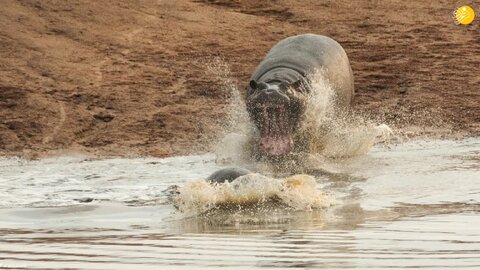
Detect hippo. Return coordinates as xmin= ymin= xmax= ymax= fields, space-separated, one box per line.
xmin=163 ymin=167 xmax=250 ymax=205
xmin=207 ymin=167 xmax=251 ymax=184
xmin=246 ymin=34 xmax=354 ymax=157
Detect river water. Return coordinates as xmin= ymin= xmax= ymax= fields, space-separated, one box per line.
xmin=0 ymin=138 xmax=479 ymax=269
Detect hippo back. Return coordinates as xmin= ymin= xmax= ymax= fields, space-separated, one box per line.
xmin=250 ymin=34 xmax=354 ymax=107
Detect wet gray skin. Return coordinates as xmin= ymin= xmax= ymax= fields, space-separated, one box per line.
xmin=246 ymin=34 xmax=354 ymax=158
xmin=206 ymin=167 xmax=251 ymax=184
xmin=164 ymin=167 xmax=251 ymax=203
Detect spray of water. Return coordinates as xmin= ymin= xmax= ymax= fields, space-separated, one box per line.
xmin=173 ymin=62 xmax=393 ymax=215
xmin=172 ymin=174 xmax=335 ymax=216
xmin=299 ymin=70 xmax=393 ymax=158
xmin=205 ymin=57 xmax=255 ymax=165
xmin=209 ymin=63 xmax=392 ymax=168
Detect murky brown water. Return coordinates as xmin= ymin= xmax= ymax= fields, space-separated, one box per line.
xmin=0 ymin=139 xmax=479 ymax=269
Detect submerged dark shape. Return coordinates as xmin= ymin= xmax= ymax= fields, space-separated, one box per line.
xmin=207 ymin=167 xmax=251 ymax=184
xmin=164 ymin=167 xmax=251 ymax=207
xmin=246 ymin=34 xmax=354 ymax=157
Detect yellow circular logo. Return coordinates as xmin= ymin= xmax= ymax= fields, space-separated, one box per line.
xmin=455 ymin=6 xmax=475 ymax=25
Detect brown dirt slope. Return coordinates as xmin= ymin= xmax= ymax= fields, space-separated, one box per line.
xmin=0 ymin=0 xmax=479 ymax=158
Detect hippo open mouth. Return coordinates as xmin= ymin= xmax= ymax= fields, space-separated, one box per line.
xmin=245 ymin=34 xmax=354 ymax=159
xmin=246 ymin=80 xmax=302 ymax=157
xmin=254 ymin=104 xmax=293 ymax=156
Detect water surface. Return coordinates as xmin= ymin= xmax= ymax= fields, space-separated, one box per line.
xmin=0 ymin=139 xmax=479 ymax=269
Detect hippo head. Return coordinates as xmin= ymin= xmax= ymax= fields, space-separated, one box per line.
xmin=246 ymin=79 xmax=306 ymax=157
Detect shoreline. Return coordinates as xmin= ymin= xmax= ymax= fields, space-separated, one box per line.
xmin=1 ymin=1 xmax=478 ymax=159
xmin=2 ymin=132 xmax=477 ymax=160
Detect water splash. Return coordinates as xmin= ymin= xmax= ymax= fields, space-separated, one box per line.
xmin=205 ymin=57 xmax=255 ymax=164
xmin=299 ymin=70 xmax=393 ymax=158
xmin=209 ymin=62 xmax=392 ymax=171
xmin=172 ymin=174 xmax=335 ymax=216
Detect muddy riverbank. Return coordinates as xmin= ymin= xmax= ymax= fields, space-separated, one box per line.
xmin=1 ymin=0 xmax=479 ymax=158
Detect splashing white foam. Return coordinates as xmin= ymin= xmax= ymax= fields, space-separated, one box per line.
xmin=206 ymin=57 xmax=255 ymax=164
xmin=298 ymin=70 xmax=393 ymax=158
xmin=210 ymin=62 xmax=393 ymax=168
xmin=173 ymin=174 xmax=335 ymax=216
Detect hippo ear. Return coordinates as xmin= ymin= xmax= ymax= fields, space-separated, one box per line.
xmin=249 ymin=80 xmax=258 ymax=89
